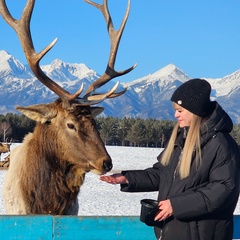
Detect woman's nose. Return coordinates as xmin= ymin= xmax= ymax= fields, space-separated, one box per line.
xmin=174 ymin=111 xmax=179 ymax=118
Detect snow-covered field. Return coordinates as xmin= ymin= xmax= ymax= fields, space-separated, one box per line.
xmin=0 ymin=145 xmax=239 ymax=216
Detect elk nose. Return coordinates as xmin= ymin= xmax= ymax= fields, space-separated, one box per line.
xmin=103 ymin=160 xmax=113 ymax=172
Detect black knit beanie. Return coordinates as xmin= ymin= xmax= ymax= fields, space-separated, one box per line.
xmin=171 ymin=78 xmax=212 ymax=117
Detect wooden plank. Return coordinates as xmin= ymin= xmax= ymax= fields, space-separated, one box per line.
xmin=234 ymin=215 xmax=240 ymax=238
xmin=53 ymin=216 xmax=155 ymax=240
xmin=0 ymin=215 xmax=239 ymax=239
xmin=0 ymin=215 xmax=52 ymax=240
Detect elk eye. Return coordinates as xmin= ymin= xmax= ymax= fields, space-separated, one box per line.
xmin=67 ymin=123 xmax=75 ymax=130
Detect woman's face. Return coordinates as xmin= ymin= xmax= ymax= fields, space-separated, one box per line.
xmin=173 ymin=103 xmax=193 ymax=127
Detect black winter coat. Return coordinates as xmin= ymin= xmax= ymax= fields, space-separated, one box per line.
xmin=121 ymin=102 xmax=240 ymax=240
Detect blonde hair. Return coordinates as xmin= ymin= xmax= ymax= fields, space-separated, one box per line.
xmin=161 ymin=114 xmax=202 ymax=179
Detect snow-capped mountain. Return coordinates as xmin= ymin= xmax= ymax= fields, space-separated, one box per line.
xmin=1 ymin=50 xmax=240 ymax=123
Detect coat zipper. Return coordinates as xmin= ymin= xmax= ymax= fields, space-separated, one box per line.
xmin=158 ymin=229 xmax=163 ymax=240
xmin=173 ymin=148 xmax=183 ymax=181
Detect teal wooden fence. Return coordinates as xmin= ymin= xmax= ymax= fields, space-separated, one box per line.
xmin=0 ymin=215 xmax=239 ymax=239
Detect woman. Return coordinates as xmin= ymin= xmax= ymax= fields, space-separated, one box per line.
xmin=100 ymin=79 xmax=240 ymax=240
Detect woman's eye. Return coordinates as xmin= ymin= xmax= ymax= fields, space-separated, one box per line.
xmin=67 ymin=123 xmax=75 ymax=130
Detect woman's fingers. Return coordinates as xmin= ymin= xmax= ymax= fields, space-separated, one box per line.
xmin=100 ymin=174 xmax=128 ymax=184
xmin=154 ymin=199 xmax=173 ymax=221
xmin=100 ymin=175 xmax=115 ymax=183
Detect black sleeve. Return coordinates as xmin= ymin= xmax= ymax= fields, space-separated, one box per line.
xmin=120 ymin=162 xmax=162 ymax=192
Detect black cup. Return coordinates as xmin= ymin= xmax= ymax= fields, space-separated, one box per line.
xmin=140 ymin=199 xmax=160 ymax=227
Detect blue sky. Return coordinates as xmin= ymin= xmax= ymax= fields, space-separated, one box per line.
xmin=1 ymin=0 xmax=240 ymax=82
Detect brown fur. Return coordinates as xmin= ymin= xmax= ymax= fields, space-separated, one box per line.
xmin=0 ymin=143 xmax=11 ymax=170
xmin=0 ymin=154 xmax=10 ymax=169
xmin=3 ymin=99 xmax=112 ymax=215
xmin=0 ymin=143 xmax=10 ymax=153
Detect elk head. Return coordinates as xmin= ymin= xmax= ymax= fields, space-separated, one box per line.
xmin=0 ymin=0 xmax=136 ymax=175
xmin=0 ymin=142 xmax=11 ymax=153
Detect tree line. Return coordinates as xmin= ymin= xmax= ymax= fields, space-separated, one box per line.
xmin=1 ymin=113 xmax=240 ymax=147
xmin=0 ymin=113 xmax=35 ymax=142
xmin=97 ymin=117 xmax=175 ymax=147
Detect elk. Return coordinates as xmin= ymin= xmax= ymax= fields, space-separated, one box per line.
xmin=0 ymin=142 xmax=11 ymax=169
xmin=0 ymin=142 xmax=11 ymax=154
xmin=0 ymin=0 xmax=136 ymax=215
xmin=0 ymin=154 xmax=10 ymax=170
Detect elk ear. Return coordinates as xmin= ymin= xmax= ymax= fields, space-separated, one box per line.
xmin=90 ymin=107 xmax=104 ymax=118
xmin=16 ymin=104 xmax=57 ymax=124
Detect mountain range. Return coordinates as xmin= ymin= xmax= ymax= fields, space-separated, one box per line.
xmin=1 ymin=50 xmax=240 ymax=123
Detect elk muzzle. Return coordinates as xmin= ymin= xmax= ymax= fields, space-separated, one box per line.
xmin=103 ymin=159 xmax=113 ymax=172
xmin=89 ymin=156 xmax=113 ymax=175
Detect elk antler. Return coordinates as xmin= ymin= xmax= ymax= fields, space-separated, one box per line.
xmin=0 ymin=0 xmax=136 ymax=105
xmin=0 ymin=0 xmax=83 ymax=103
xmin=83 ymin=0 xmax=136 ymax=99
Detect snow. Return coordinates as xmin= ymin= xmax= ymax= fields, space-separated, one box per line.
xmin=41 ymin=59 xmax=98 ymax=83
xmin=2 ymin=50 xmax=240 ymax=123
xmin=0 ymin=145 xmax=239 ymax=216
xmin=125 ymin=64 xmax=189 ymax=89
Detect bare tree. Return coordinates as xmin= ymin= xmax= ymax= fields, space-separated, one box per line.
xmin=0 ymin=121 xmax=12 ymax=142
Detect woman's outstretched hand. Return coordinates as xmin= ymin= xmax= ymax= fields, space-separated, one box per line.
xmin=100 ymin=173 xmax=128 ymax=184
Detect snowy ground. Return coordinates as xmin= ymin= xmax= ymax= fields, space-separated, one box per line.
xmin=0 ymin=145 xmax=239 ymax=216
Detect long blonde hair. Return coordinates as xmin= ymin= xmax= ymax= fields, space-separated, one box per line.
xmin=161 ymin=114 xmax=202 ymax=179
